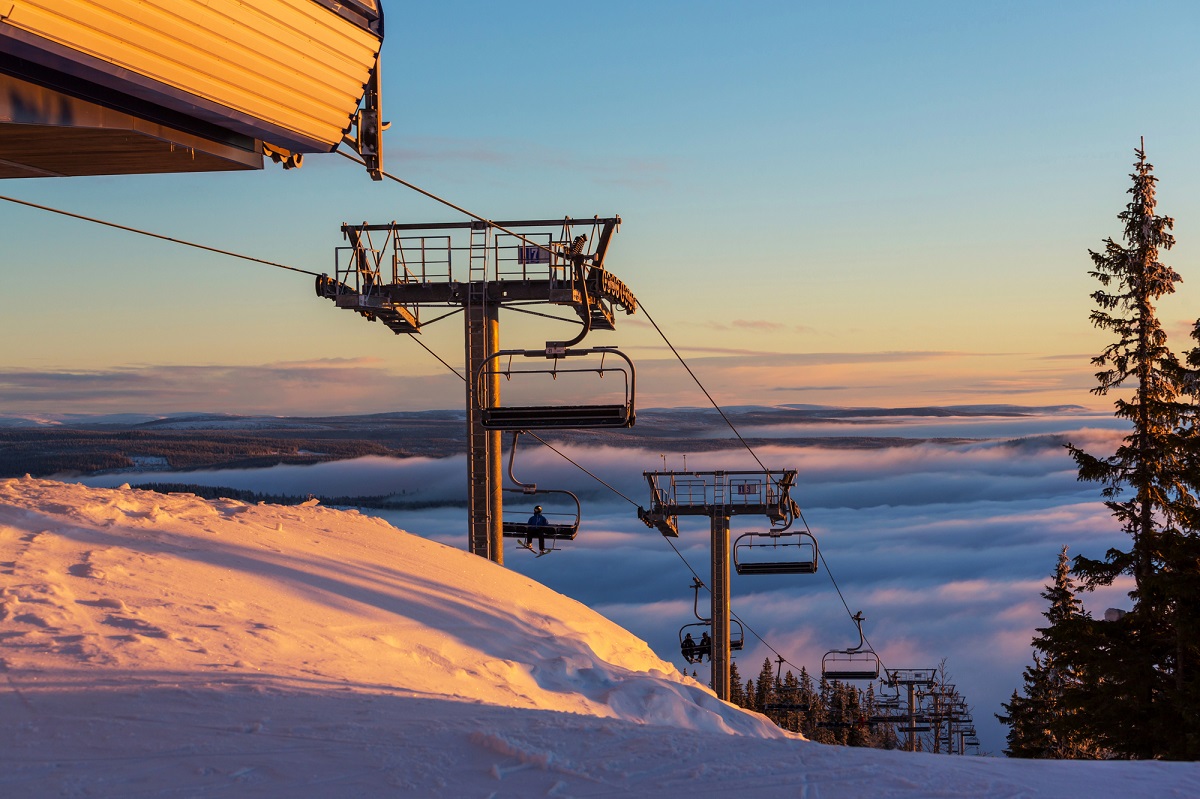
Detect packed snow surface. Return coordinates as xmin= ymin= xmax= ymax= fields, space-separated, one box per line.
xmin=1 ymin=478 xmax=1197 ymax=797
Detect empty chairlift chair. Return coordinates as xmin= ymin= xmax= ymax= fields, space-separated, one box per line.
xmin=476 ymin=347 xmax=635 ymax=430
xmin=821 ymin=611 xmax=881 ymax=682
xmin=762 ymin=656 xmax=810 ymax=713
xmin=733 ymin=530 xmax=819 ymax=575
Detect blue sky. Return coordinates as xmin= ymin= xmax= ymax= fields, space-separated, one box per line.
xmin=5 ymin=1 xmax=1200 ymax=414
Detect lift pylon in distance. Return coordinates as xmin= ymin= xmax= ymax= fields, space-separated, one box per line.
xmin=639 ymin=469 xmax=800 ymax=702
xmin=316 ymin=217 xmax=639 ymax=564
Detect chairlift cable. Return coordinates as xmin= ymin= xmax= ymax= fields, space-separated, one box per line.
xmin=337 ymin=150 xmax=560 ymax=259
xmin=407 ymin=334 xmax=464 ymax=381
xmin=415 ymin=307 xmax=464 ymax=327
xmin=337 ymin=148 xmax=774 ymax=479
xmin=0 ymin=194 xmax=320 ymax=276
xmin=386 ymin=259 xmax=811 ymax=678
xmin=798 ymin=506 xmax=886 ymax=674
xmin=524 ymin=432 xmax=640 ymax=507
xmin=338 ymin=151 xmax=887 ymax=681
xmin=7 ymin=157 xmax=892 ymax=676
xmin=636 ymin=301 xmax=772 ymax=477
xmin=405 ymin=296 xmax=817 ymax=678
xmin=503 ymin=304 xmax=589 ymax=326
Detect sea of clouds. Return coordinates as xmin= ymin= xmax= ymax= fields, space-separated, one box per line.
xmin=75 ymin=407 xmax=1135 ymax=754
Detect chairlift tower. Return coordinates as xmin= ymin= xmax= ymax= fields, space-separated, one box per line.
xmin=318 ymin=216 xmax=637 ymax=563
xmin=639 ymin=469 xmax=798 ymax=701
xmin=884 ymin=668 xmax=937 ymax=752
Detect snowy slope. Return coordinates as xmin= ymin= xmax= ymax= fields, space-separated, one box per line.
xmin=2 ymin=478 xmax=1198 ymax=797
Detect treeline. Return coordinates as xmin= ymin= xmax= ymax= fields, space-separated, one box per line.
xmin=0 ymin=429 xmax=402 ymax=478
xmin=726 ymin=659 xmax=900 ymax=749
xmin=133 ymin=483 xmax=464 ymax=510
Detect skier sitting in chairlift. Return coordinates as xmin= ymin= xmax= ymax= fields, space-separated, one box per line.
xmin=526 ymin=505 xmax=549 ymax=553
xmin=682 ymin=632 xmax=697 ymax=663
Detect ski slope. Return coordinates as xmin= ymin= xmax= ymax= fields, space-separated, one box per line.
xmin=1 ymin=478 xmax=1197 ymax=797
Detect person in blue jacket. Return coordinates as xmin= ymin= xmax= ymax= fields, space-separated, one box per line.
xmin=526 ymin=505 xmax=548 ymax=553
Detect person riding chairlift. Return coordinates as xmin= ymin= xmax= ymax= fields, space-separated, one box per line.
xmin=526 ymin=505 xmax=548 ymax=553
xmin=682 ymin=632 xmax=697 ymax=663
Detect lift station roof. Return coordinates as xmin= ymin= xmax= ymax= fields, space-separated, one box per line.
xmin=0 ymin=0 xmax=383 ymax=177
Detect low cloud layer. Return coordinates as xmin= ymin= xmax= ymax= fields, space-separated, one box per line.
xmin=73 ymin=407 xmax=1137 ymax=753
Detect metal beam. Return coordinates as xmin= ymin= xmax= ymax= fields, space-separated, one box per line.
xmin=345 ymin=218 xmax=621 ymax=233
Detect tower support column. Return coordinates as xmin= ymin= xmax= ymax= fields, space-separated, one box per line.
xmin=711 ymin=511 xmax=731 ymax=701
xmin=466 ymin=301 xmax=502 ymax=563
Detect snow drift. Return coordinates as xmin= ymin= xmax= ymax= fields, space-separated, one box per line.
xmin=2 ymin=477 xmax=1199 ymax=797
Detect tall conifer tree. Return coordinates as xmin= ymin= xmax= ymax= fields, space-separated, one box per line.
xmin=1066 ymin=143 xmax=1200 ymax=758
xmin=1068 ymin=142 xmax=1185 ymax=594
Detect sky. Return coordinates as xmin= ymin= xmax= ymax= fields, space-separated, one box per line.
xmin=5 ymin=2 xmax=1200 ymax=414
xmin=6 ymin=477 xmax=1200 ymax=796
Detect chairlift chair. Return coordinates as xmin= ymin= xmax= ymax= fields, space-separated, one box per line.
xmin=821 ymin=611 xmax=882 ymax=682
xmin=874 ymin=677 xmax=902 ymax=709
xmin=822 ymin=651 xmax=881 ymax=681
xmin=502 ymin=491 xmax=580 ymax=543
xmin=733 ymin=529 xmax=819 ymax=575
xmin=678 ymin=577 xmax=743 ymax=663
xmin=500 ymin=432 xmax=581 ymax=551
xmin=762 ymin=655 xmax=810 ymax=713
xmin=679 ymin=620 xmax=744 ymax=663
xmin=476 ymin=347 xmax=635 ymax=430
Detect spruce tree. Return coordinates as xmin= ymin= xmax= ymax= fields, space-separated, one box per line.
xmin=812 ymin=677 xmax=837 ymax=744
xmin=754 ymin=658 xmax=776 ymax=716
xmin=797 ymin=667 xmax=820 ymax=739
xmin=728 ymin=660 xmax=746 ymax=708
xmin=779 ymin=669 xmax=802 ymax=733
xmin=1068 ymin=141 xmax=1186 ymax=596
xmin=844 ymin=684 xmax=872 ymax=748
xmin=1066 ymin=143 xmax=1200 ymax=758
xmin=999 ymin=547 xmax=1102 ymax=758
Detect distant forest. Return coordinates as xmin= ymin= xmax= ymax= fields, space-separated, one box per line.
xmin=0 ymin=406 xmax=1009 ymax=480
xmin=728 ymin=659 xmax=902 ymax=750
xmin=0 ymin=429 xmax=405 ymax=479
xmin=132 ymin=482 xmax=462 ymax=510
